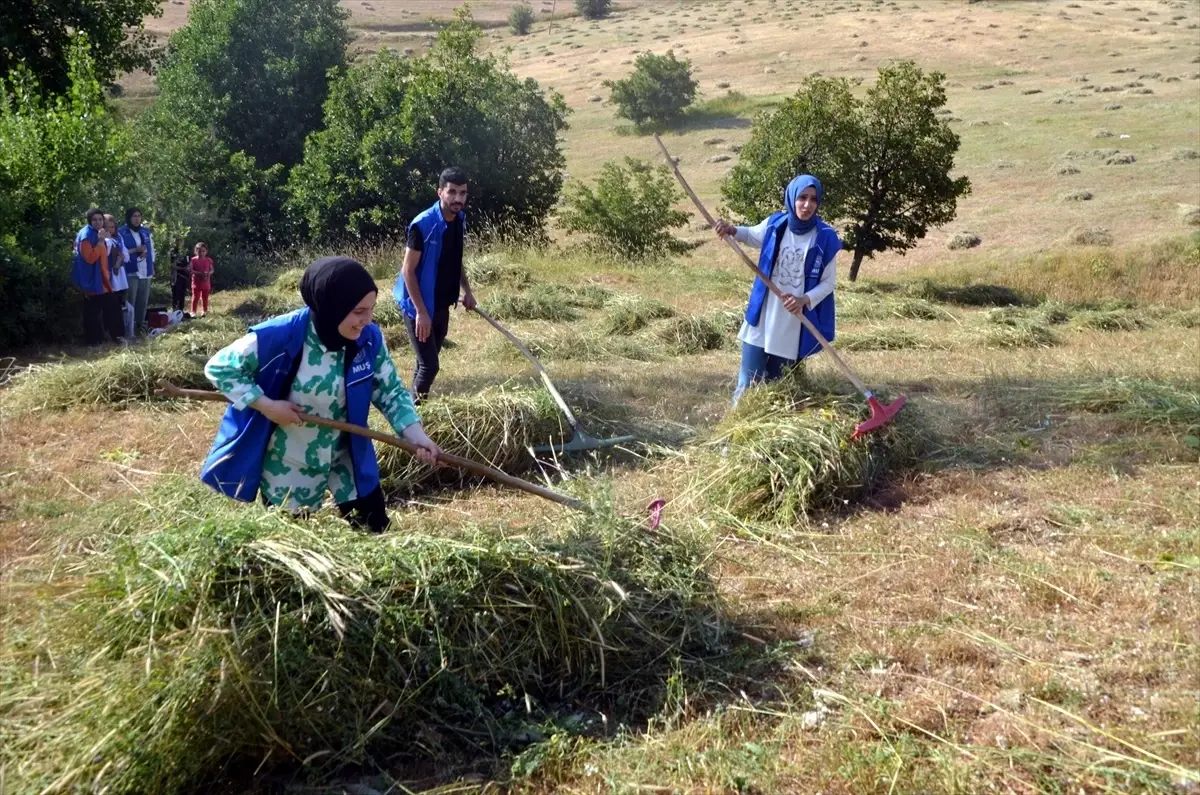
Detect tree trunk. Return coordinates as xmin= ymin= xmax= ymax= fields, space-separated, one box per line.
xmin=849 ymin=249 xmax=866 ymax=281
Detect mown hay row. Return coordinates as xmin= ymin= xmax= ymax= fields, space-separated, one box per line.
xmin=1037 ymin=377 xmax=1200 ymax=430
xmin=0 ymin=485 xmax=728 ymax=794
xmin=600 ymin=294 xmax=676 ymax=335
xmin=4 ymin=349 xmax=212 ymax=411
xmin=376 ymin=386 xmax=569 ymax=493
xmin=694 ymin=375 xmax=929 ymax=525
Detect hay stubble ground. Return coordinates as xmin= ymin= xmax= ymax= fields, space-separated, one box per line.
xmin=3 ymin=0 xmax=1199 ymax=792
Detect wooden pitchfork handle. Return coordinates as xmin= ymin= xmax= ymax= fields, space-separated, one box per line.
xmin=652 ymin=134 xmax=873 ymax=398
xmin=470 ymin=307 xmax=585 ymax=435
xmin=154 ymin=380 xmax=585 ymax=512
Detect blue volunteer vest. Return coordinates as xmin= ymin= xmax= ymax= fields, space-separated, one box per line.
xmin=200 ymin=307 xmax=384 ymax=503
xmin=744 ymin=213 xmax=842 ymax=360
xmin=72 ymin=226 xmax=106 ymax=294
xmin=393 ymin=201 xmax=466 ymax=319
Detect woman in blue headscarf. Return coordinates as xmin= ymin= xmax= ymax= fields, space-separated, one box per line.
xmin=714 ymin=175 xmax=843 ymax=403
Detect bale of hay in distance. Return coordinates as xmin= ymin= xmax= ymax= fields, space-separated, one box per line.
xmin=698 ymin=375 xmax=928 ymax=524
xmin=0 ymin=482 xmax=729 ymax=794
xmin=376 ymin=386 xmax=568 ymax=493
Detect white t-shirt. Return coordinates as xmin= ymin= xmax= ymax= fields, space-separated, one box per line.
xmin=129 ymin=229 xmax=148 ymax=278
xmin=106 ymin=238 xmax=130 ymax=291
xmin=734 ymin=219 xmax=837 ymax=361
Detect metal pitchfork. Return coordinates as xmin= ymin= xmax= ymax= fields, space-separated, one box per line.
xmin=653 ymin=135 xmax=907 ymax=440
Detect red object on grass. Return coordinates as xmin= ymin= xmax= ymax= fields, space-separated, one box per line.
xmin=851 ymin=395 xmax=908 ymax=441
xmin=647 ymin=498 xmax=666 ymax=530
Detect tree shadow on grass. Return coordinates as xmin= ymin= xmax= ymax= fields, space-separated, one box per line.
xmin=614 ymin=91 xmax=782 ymax=137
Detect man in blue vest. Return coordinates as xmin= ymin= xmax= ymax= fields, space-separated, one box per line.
xmin=394 ymin=167 xmax=477 ymax=403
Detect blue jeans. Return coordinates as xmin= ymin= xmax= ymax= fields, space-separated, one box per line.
xmin=733 ymin=342 xmax=795 ymax=405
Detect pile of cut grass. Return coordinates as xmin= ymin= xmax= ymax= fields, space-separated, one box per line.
xmin=4 ymin=349 xmax=211 ymax=411
xmin=902 ymin=278 xmax=1028 ymax=307
xmin=600 ymin=294 xmax=676 ymax=335
xmin=487 ymin=327 xmax=663 ymax=364
xmin=231 ymin=289 xmax=300 ymax=323
xmin=654 ymin=315 xmax=728 ymax=354
xmin=530 ymin=282 xmax=613 ymax=310
xmin=966 ymin=318 xmax=1060 ymax=349
xmin=485 ymin=291 xmax=582 ymax=322
xmin=466 ymin=253 xmax=534 ymax=287
xmin=0 ymin=482 xmax=729 ymax=794
xmin=836 ymin=327 xmax=939 ymax=351
xmin=1037 ymin=377 xmax=1200 ymax=432
xmin=376 ymin=386 xmax=568 ymax=493
xmin=695 ymin=374 xmax=929 ymax=524
xmin=839 ymin=293 xmax=952 ymax=322
xmin=1069 ymin=308 xmax=1151 ymax=332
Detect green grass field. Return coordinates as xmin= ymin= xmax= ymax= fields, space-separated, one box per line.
xmin=4 ymin=0 xmax=1200 ymax=793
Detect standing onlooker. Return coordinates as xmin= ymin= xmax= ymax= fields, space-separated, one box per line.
xmin=170 ymin=245 xmax=191 ymax=313
xmin=119 ymin=207 xmax=155 ymax=335
xmin=72 ymin=209 xmax=111 ymax=346
xmin=102 ymin=214 xmax=130 ymax=343
xmin=190 ymin=242 xmax=214 ymax=316
xmin=394 ymin=167 xmax=477 ymax=403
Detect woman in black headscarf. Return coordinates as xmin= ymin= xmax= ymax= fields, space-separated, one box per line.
xmin=202 ymin=257 xmax=441 ymax=532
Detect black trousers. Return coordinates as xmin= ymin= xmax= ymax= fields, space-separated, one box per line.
xmin=82 ymin=294 xmax=106 ymax=345
xmin=337 ymin=485 xmax=390 ymax=533
xmin=171 ymin=277 xmax=189 ymax=312
xmin=402 ymin=306 xmax=450 ymax=402
xmin=103 ymin=291 xmax=124 ymax=340
xmin=260 ymin=485 xmax=391 ymax=533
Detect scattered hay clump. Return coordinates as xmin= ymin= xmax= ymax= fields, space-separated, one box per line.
xmin=1039 ymin=377 xmax=1200 ymax=431
xmin=1179 ymin=205 xmax=1200 ymax=227
xmin=835 ymin=327 xmax=938 ymax=351
xmin=947 ymin=232 xmax=982 ymax=250
xmin=699 ymin=375 xmax=929 ymax=525
xmin=1061 ymin=189 xmax=1094 ymax=202
xmin=902 ymin=278 xmax=1027 ymax=307
xmin=839 ymin=293 xmax=948 ymax=322
xmin=485 ymin=291 xmax=581 ymax=322
xmin=1069 ymin=309 xmax=1151 ymax=332
xmin=0 ymin=484 xmax=729 ymax=794
xmin=967 ymin=319 xmax=1060 ymax=349
xmin=466 ymin=254 xmax=534 ymax=287
xmin=1067 ymin=227 xmax=1114 ymax=246
xmin=600 ymin=294 xmax=676 ymax=335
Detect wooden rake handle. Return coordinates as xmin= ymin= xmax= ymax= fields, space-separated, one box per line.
xmin=154 ymin=380 xmax=586 ymax=512
xmin=652 ymin=134 xmax=871 ymax=397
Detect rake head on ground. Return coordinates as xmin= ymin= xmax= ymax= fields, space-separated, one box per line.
xmin=851 ymin=394 xmax=908 ymax=440
xmin=533 ymin=429 xmax=638 ymax=455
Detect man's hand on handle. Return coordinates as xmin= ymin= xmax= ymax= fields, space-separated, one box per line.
xmin=461 ymin=289 xmax=477 ymax=311
xmin=713 ymin=219 xmax=738 ymax=238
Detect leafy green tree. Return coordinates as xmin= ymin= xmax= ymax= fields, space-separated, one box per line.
xmin=559 ymin=158 xmax=691 ymax=258
xmin=0 ymin=0 xmax=161 ymax=97
xmin=154 ymin=0 xmax=350 ymax=170
xmin=721 ymin=76 xmax=858 ymax=223
xmin=838 ymin=62 xmax=971 ymax=280
xmin=0 ymin=39 xmax=131 ymax=347
xmin=720 ymin=62 xmax=970 ymax=280
xmin=605 ymin=51 xmax=698 ymax=127
xmin=575 ymin=0 xmax=612 ymax=20
xmin=509 ymin=3 xmax=535 ymax=35
xmin=135 ymin=0 xmax=350 ymax=248
xmin=287 ymin=11 xmax=570 ymax=243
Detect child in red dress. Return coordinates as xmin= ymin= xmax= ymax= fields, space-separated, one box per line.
xmin=190 ymin=242 xmax=214 ymax=316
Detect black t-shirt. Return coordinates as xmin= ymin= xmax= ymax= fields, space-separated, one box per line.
xmin=407 ymin=215 xmax=464 ymax=311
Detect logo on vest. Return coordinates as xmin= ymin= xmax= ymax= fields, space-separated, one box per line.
xmin=349 ymin=350 xmax=372 ymax=378
xmin=810 ymin=253 xmax=824 ymax=279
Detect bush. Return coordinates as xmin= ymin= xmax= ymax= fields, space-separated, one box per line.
xmin=559 ymin=158 xmax=690 ymax=258
xmin=575 ymin=0 xmax=612 ymax=20
xmin=509 ymin=3 xmax=534 ymax=34
xmin=287 ymin=11 xmax=569 ymax=243
xmin=604 ymin=51 xmax=698 ymax=127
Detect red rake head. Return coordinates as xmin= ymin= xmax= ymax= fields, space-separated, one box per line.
xmin=851 ymin=395 xmax=907 ymax=440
